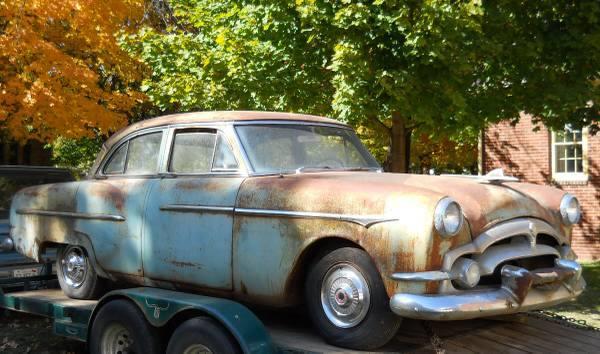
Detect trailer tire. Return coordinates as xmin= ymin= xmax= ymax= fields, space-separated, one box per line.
xmin=166 ymin=316 xmax=241 ymax=354
xmin=89 ymin=299 xmax=162 ymax=354
xmin=305 ymin=247 xmax=401 ymax=350
xmin=57 ymin=245 xmax=105 ymax=299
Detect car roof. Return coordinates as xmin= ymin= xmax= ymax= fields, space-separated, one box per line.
xmin=90 ymin=111 xmax=350 ymax=176
xmin=104 ymin=111 xmax=347 ymax=150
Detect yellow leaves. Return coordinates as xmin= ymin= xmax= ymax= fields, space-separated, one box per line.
xmin=215 ymin=32 xmax=227 ymax=46
xmin=0 ymin=0 xmax=147 ymax=142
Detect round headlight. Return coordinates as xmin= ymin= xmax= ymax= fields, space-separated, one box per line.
xmin=434 ymin=197 xmax=463 ymax=237
xmin=560 ymin=194 xmax=581 ymax=225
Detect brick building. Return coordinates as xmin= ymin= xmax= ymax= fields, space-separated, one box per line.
xmin=482 ymin=113 xmax=599 ymax=261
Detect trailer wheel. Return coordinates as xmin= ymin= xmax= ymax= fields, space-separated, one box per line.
xmin=166 ymin=317 xmax=240 ymax=354
xmin=57 ymin=245 xmax=105 ymax=299
xmin=90 ymin=299 xmax=162 ymax=354
xmin=305 ymin=247 xmax=402 ymax=350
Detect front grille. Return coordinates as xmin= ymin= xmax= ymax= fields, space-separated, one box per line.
xmin=440 ymin=218 xmax=568 ymax=293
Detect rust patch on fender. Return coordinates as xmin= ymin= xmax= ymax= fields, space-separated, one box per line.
xmin=88 ymin=182 xmax=125 ymax=210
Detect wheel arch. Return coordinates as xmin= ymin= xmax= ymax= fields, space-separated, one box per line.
xmin=41 ymin=231 xmax=110 ymax=279
xmin=284 ymin=236 xmax=365 ymax=304
xmin=89 ymin=288 xmax=275 ymax=354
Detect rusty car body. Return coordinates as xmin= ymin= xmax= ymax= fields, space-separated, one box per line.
xmin=7 ymin=111 xmax=586 ymax=349
xmin=0 ymin=166 xmax=73 ymax=289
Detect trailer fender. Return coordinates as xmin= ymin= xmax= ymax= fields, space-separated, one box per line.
xmin=91 ymin=287 xmax=275 ymax=354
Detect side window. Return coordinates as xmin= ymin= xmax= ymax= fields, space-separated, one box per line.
xmin=212 ymin=135 xmax=239 ymax=171
xmin=125 ymin=132 xmax=163 ymax=175
xmin=170 ymin=131 xmax=217 ymax=173
xmin=103 ymin=143 xmax=128 ymax=175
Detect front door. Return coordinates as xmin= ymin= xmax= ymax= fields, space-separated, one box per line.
xmin=143 ymin=128 xmax=243 ymax=290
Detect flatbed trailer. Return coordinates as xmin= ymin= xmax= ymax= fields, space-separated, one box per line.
xmin=1 ymin=287 xmax=599 ymax=353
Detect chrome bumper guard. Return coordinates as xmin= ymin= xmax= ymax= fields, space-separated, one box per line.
xmin=389 ymin=259 xmax=586 ymax=320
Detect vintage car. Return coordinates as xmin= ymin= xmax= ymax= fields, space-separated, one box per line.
xmin=0 ymin=166 xmax=73 ymax=290
xmin=8 ymin=111 xmax=585 ymax=350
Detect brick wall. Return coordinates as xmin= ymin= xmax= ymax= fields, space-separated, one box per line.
xmin=484 ymin=113 xmax=600 ymax=261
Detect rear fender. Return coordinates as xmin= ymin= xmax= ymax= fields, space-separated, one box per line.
xmin=41 ymin=232 xmax=110 ymax=280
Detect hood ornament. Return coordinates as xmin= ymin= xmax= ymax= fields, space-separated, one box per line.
xmin=482 ymin=168 xmax=519 ymax=182
xmin=441 ymin=168 xmax=519 ymax=183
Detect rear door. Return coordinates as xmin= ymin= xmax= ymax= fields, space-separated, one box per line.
xmin=142 ymin=127 xmax=244 ymax=290
xmin=76 ymin=129 xmax=166 ymax=278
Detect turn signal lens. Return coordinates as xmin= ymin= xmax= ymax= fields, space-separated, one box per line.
xmin=451 ymin=257 xmax=481 ymax=289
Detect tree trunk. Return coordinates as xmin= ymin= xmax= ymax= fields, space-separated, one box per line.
xmin=389 ymin=112 xmax=412 ymax=173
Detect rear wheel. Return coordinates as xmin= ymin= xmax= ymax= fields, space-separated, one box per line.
xmin=305 ymin=247 xmax=402 ymax=350
xmin=89 ymin=299 xmax=163 ymax=354
xmin=57 ymin=245 xmax=105 ymax=299
xmin=166 ymin=317 xmax=240 ymax=354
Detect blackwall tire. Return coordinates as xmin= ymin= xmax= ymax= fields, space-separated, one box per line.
xmin=89 ymin=299 xmax=162 ymax=354
xmin=56 ymin=245 xmax=105 ymax=299
xmin=305 ymin=247 xmax=402 ymax=350
xmin=166 ymin=317 xmax=240 ymax=354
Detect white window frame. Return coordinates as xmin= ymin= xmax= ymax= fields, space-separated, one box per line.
xmin=551 ymin=126 xmax=589 ymax=183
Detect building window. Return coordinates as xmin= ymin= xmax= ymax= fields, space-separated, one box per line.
xmin=551 ymin=126 xmax=588 ymax=182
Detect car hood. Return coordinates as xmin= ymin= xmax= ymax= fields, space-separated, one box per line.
xmin=237 ymin=172 xmax=565 ymax=237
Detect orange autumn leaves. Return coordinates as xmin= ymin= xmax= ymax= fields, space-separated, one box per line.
xmin=0 ymin=0 xmax=147 ymax=142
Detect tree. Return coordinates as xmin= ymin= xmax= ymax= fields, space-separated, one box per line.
xmin=122 ymin=0 xmax=333 ymax=115
xmin=126 ymin=1 xmax=600 ymax=172
xmin=0 ymin=0 xmax=148 ymax=142
xmin=311 ymin=0 xmax=600 ymax=171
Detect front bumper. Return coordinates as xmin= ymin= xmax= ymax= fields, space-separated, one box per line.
xmin=390 ymin=259 xmax=585 ymax=320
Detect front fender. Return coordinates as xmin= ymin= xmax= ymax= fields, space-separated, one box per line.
xmin=368 ymin=191 xmax=472 ymax=296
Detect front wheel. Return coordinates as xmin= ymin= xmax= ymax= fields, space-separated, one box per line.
xmin=57 ymin=245 xmax=105 ymax=299
xmin=305 ymin=247 xmax=402 ymax=350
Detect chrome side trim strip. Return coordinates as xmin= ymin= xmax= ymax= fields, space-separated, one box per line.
xmin=160 ymin=205 xmax=234 ymax=213
xmin=235 ymin=208 xmax=397 ymax=228
xmin=16 ymin=209 xmax=125 ymax=222
xmin=160 ymin=204 xmax=397 ymax=227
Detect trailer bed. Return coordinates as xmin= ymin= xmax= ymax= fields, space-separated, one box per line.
xmin=2 ymin=288 xmax=599 ymax=353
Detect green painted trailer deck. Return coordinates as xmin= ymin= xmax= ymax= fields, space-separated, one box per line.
xmin=2 ymin=288 xmax=599 ymax=353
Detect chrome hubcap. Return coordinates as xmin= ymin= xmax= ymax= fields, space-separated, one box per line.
xmin=320 ymin=263 xmax=370 ymax=328
xmin=61 ymin=246 xmax=87 ymax=288
xmin=183 ymin=344 xmax=213 ymax=354
xmin=100 ymin=323 xmax=134 ymax=354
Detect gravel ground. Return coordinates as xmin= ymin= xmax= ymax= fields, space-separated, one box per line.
xmin=0 ymin=310 xmax=85 ymax=354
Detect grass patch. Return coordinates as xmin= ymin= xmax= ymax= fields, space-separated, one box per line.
xmin=550 ymin=261 xmax=600 ymax=328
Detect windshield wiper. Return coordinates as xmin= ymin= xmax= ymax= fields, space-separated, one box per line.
xmin=341 ymin=167 xmax=382 ymax=172
xmin=295 ymin=166 xmax=333 ymax=173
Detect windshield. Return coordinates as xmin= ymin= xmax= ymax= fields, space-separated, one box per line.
xmin=235 ymin=124 xmax=380 ymax=174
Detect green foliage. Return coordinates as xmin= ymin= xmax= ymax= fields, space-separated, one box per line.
xmin=121 ymin=0 xmax=333 ymax=115
xmin=123 ymin=0 xmax=600 ymax=171
xmin=49 ymin=136 xmax=103 ymax=177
